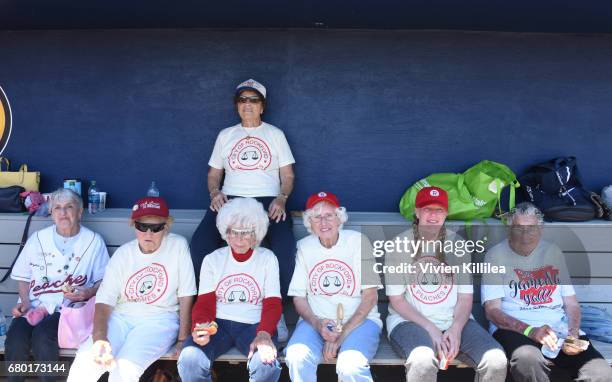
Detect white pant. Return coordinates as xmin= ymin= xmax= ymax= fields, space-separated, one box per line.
xmin=67 ymin=311 xmax=179 ymax=382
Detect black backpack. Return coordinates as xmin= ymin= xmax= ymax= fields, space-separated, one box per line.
xmin=518 ymin=157 xmax=596 ymax=222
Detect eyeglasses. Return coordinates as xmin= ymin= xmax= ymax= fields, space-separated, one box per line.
xmin=134 ymin=221 xmax=166 ymax=233
xmin=237 ymin=96 xmax=262 ymax=104
xmin=510 ymin=226 xmax=540 ymax=236
xmin=311 ymin=213 xmax=336 ymax=224
xmin=227 ymin=228 xmax=255 ymax=240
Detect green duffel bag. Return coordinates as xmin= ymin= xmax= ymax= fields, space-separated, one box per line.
xmin=399 ymin=173 xmax=490 ymax=221
xmin=399 ymin=161 xmax=520 ymax=221
xmin=463 ymin=160 xmax=520 ymax=218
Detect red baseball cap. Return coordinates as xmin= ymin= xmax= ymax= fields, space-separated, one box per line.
xmin=415 ymin=186 xmax=448 ymax=210
xmin=306 ymin=191 xmax=340 ymax=210
xmin=131 ymin=197 xmax=169 ymax=220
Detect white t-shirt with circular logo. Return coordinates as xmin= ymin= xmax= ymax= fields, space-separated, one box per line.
xmin=95 ymin=233 xmax=197 ymax=316
xmin=288 ymin=230 xmax=383 ymax=328
xmin=385 ymin=228 xmax=473 ymax=335
xmin=208 ymin=122 xmax=295 ymax=197
xmin=198 ymin=246 xmax=281 ymax=324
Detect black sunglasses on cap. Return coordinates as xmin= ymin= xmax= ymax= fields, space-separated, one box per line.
xmin=134 ymin=221 xmax=166 ymax=233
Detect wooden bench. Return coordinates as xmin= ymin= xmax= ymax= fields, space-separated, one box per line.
xmin=1 ymin=209 xmax=611 ymax=369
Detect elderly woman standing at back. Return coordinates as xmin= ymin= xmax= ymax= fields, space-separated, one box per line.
xmin=190 ymin=79 xmax=296 ymax=303
xmin=285 ymin=191 xmax=382 ymax=382
xmin=6 ymin=188 xmax=109 ymax=382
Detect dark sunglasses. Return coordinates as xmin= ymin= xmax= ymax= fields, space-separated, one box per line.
xmin=237 ymin=96 xmax=262 ymax=104
xmin=134 ymin=221 xmax=166 ymax=233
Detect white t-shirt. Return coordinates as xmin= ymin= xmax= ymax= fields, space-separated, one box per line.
xmin=11 ymin=225 xmax=109 ymax=313
xmin=481 ymin=239 xmax=577 ymax=334
xmin=198 ymin=246 xmax=281 ymax=324
xmin=288 ymin=230 xmax=383 ymax=328
xmin=208 ymin=122 xmax=295 ymax=197
xmin=96 ymin=233 xmax=197 ymax=316
xmin=385 ymin=228 xmax=473 ymax=334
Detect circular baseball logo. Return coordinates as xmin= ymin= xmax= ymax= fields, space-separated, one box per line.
xmin=216 ymin=273 xmax=262 ymax=304
xmin=228 ymin=137 xmax=271 ymax=171
xmin=0 ymin=86 xmax=12 ymax=156
xmin=430 ymin=189 xmax=439 ymax=197
xmin=124 ymin=263 xmax=169 ymax=304
xmin=308 ymin=259 xmax=356 ymax=296
xmin=409 ymin=256 xmax=454 ymax=305
xmin=318 ymin=192 xmax=327 ymax=197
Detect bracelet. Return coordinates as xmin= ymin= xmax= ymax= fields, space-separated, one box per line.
xmin=277 ymin=193 xmax=289 ymax=201
xmin=523 ymin=326 xmax=534 ymax=337
xmin=209 ymin=189 xmax=220 ymax=198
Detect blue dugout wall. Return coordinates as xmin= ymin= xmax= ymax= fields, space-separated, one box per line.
xmin=1 ymin=29 xmax=611 ymax=211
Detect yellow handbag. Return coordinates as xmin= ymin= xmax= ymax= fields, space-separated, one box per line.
xmin=0 ymin=157 xmax=40 ymax=191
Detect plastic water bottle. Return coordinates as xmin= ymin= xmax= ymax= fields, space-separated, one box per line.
xmin=541 ymin=317 xmax=568 ymax=359
xmin=147 ymin=181 xmax=160 ymax=197
xmin=0 ymin=308 xmax=7 ymax=336
xmin=88 ymin=181 xmax=100 ymax=214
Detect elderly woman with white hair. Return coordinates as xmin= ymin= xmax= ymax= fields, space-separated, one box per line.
xmin=178 ymin=197 xmax=282 ymax=382
xmin=6 ymin=188 xmax=109 ymax=382
xmin=483 ymin=202 xmax=611 ymax=382
xmin=285 ymin=191 xmax=382 ymax=382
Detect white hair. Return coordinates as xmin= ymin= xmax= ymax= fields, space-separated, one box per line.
xmin=49 ymin=188 xmax=83 ymax=211
xmin=216 ymin=197 xmax=269 ymax=245
xmin=303 ymin=202 xmax=348 ymax=234
xmin=508 ymin=202 xmax=544 ymax=225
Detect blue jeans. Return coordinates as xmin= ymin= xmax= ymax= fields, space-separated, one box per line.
xmin=284 ymin=319 xmax=381 ymax=382
xmin=177 ymin=318 xmax=281 ymax=382
xmin=190 ymin=196 xmax=296 ymax=299
xmin=5 ymin=313 xmax=61 ymax=382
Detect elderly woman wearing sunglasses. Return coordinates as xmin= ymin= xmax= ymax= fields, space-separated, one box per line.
xmin=178 ymin=197 xmax=282 ymax=382
xmin=67 ymin=196 xmax=197 ymax=382
xmin=190 ymin=79 xmax=296 ymax=306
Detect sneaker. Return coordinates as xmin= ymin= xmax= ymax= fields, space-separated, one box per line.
xmin=277 ymin=314 xmax=289 ymax=342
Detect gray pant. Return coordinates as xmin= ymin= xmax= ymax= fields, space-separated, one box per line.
xmin=389 ymin=319 xmax=508 ymax=382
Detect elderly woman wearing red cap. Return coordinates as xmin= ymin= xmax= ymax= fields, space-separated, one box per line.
xmin=191 ymin=79 xmax=295 ymax=318
xmin=284 ymin=191 xmax=382 ymax=382
xmin=385 ymin=187 xmax=507 ymax=382
xmin=67 ymin=196 xmax=197 ymax=382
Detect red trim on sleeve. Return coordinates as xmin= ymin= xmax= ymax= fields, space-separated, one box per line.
xmin=256 ymin=297 xmax=282 ymax=335
xmin=191 ymin=291 xmax=216 ymax=331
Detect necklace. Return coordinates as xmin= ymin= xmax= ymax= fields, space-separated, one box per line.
xmin=38 ymin=232 xmax=95 ymax=284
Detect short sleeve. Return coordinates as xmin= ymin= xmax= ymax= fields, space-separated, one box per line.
xmin=287 ymin=248 xmax=308 ymax=297
xmin=560 ymin=284 xmax=576 ymax=297
xmin=481 ymin=284 xmax=505 ymax=304
xmin=95 ymin=251 xmax=123 ymax=307
xmin=208 ymin=131 xmax=225 ymax=170
xmin=10 ymin=235 xmax=37 ymax=282
xmin=360 ymin=234 xmax=383 ymax=290
xmin=458 ymin=284 xmax=474 ymax=294
xmin=90 ymin=235 xmax=110 ymax=284
xmin=263 ymin=254 xmax=281 ymax=299
xmin=275 ymin=130 xmax=295 ymax=167
xmin=480 ymin=247 xmax=505 ymax=304
xmin=198 ymin=255 xmax=217 ymax=295
xmin=177 ymin=241 xmax=197 ymax=297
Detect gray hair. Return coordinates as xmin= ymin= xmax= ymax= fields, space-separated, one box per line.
xmin=303 ymin=203 xmax=348 ymax=234
xmin=508 ymin=202 xmax=544 ymax=225
xmin=49 ymin=188 xmax=83 ymax=211
xmin=216 ymin=197 xmax=269 ymax=245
